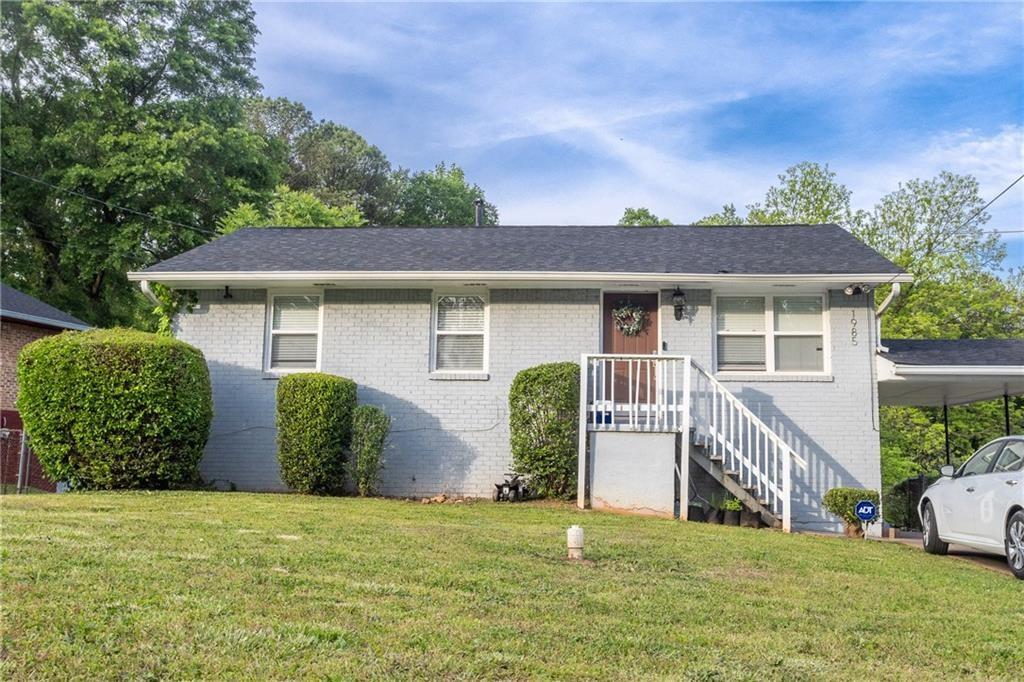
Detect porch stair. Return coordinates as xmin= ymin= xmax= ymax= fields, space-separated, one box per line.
xmin=579 ymin=353 xmax=808 ymax=531
xmin=690 ymin=441 xmax=780 ymax=528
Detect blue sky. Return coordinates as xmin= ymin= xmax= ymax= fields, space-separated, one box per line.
xmin=253 ymin=1 xmax=1024 ymax=270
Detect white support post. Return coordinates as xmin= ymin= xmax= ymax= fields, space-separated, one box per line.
xmin=680 ymin=358 xmax=692 ymax=520
xmin=577 ymin=354 xmax=589 ymax=510
xmin=782 ymin=445 xmax=792 ymax=533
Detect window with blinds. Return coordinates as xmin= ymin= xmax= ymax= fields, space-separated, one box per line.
xmin=716 ymin=296 xmax=766 ymax=371
xmin=433 ymin=294 xmax=487 ymax=372
xmin=268 ymin=294 xmax=320 ymax=370
xmin=716 ymin=295 xmax=826 ymax=373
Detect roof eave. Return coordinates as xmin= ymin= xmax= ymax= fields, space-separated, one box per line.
xmin=128 ymin=270 xmax=913 ymax=287
xmin=0 ymin=310 xmax=90 ymax=331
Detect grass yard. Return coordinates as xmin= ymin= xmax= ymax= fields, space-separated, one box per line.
xmin=1 ymin=493 xmax=1020 ymax=680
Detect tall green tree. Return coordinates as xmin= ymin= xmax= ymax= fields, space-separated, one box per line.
xmin=1 ymin=0 xmax=280 ymax=327
xmin=243 ymin=97 xmax=402 ymax=224
xmin=394 ymin=163 xmax=498 ymax=225
xmin=219 ymin=185 xmax=365 ymax=233
xmin=694 ymin=162 xmax=855 ymax=227
xmin=618 ymin=207 xmax=672 ymax=226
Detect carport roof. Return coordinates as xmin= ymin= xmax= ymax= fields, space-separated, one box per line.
xmin=878 ymin=339 xmax=1024 ymax=407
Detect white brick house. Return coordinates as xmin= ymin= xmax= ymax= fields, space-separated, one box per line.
xmin=130 ymin=224 xmax=943 ymax=532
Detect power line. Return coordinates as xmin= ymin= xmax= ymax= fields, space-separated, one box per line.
xmin=0 ymin=167 xmax=219 ymax=236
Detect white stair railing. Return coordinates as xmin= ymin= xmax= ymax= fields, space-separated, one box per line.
xmin=579 ymin=353 xmax=807 ymax=531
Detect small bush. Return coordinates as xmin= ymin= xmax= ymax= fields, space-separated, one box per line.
xmin=16 ymin=328 xmax=213 ymax=489
xmin=823 ymin=487 xmax=880 ymax=535
xmin=276 ymin=372 xmax=357 ymax=494
xmin=509 ymin=361 xmax=580 ymax=498
xmin=350 ymin=404 xmax=390 ymax=496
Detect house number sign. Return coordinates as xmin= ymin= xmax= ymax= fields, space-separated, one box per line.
xmin=850 ymin=309 xmax=858 ymax=346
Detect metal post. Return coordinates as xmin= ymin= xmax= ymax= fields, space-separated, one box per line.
xmin=943 ymin=403 xmax=950 ymax=465
xmin=1004 ymin=393 xmax=1011 ymax=437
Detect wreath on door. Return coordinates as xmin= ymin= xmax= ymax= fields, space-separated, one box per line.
xmin=612 ymin=300 xmax=647 ymax=336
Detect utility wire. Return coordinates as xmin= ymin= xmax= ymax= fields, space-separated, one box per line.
xmin=0 ymin=167 xmax=219 ymax=236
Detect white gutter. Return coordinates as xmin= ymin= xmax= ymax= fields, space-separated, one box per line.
xmin=138 ymin=279 xmax=161 ymax=305
xmin=874 ymin=282 xmax=902 ymax=352
xmin=0 ymin=310 xmax=89 ymax=331
xmin=127 ymin=270 xmax=915 ymax=285
xmin=893 ymin=364 xmax=1024 ymax=377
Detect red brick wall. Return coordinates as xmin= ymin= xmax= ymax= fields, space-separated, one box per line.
xmin=2 ymin=319 xmax=56 ymax=411
xmin=1 ymin=319 xmax=62 ymax=491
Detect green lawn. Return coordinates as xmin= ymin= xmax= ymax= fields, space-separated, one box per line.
xmin=1 ymin=493 xmax=1020 ymax=680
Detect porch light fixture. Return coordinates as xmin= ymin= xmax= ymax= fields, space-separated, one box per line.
xmin=672 ymin=287 xmax=687 ymax=321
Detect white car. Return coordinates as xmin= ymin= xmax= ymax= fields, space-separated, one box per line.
xmin=919 ymin=436 xmax=1024 ymax=579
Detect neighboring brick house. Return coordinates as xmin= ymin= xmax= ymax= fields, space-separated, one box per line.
xmin=1 ymin=283 xmax=88 ymax=492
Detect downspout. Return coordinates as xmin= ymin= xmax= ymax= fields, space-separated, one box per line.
xmin=139 ymin=280 xmax=160 ymax=305
xmin=874 ymin=282 xmax=901 ymax=352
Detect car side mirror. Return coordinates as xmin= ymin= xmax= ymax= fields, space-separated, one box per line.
xmin=940 ymin=465 xmax=955 ymax=478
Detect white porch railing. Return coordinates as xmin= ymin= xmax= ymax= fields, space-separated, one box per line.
xmin=577 ymin=353 xmax=807 ymax=531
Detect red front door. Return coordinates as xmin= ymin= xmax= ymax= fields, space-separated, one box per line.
xmin=602 ymin=293 xmax=659 ymax=402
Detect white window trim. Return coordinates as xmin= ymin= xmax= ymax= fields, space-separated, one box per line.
xmin=713 ymin=293 xmax=830 ymax=376
xmin=430 ymin=290 xmax=490 ymax=375
xmin=264 ymin=289 xmax=324 ymax=373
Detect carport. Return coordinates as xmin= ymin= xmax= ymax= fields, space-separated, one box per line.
xmin=877 ymin=339 xmax=1024 ymax=462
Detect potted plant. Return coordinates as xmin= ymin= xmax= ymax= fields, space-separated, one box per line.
xmin=722 ymin=496 xmax=742 ymax=526
xmin=687 ymin=501 xmax=706 ymax=522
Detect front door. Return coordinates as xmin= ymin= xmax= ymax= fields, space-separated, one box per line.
xmin=602 ymin=292 xmax=659 ymax=402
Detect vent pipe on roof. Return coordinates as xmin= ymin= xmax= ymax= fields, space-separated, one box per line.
xmin=473 ymin=198 xmax=484 ymax=227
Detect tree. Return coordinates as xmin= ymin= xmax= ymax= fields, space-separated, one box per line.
xmin=243 ymin=97 xmax=403 ymax=224
xmin=853 ymin=172 xmax=1003 ymax=283
xmin=618 ymin=207 xmax=672 ymax=226
xmin=1 ymin=0 xmax=280 ymax=328
xmin=694 ymin=204 xmax=744 ymax=225
xmin=394 ymin=163 xmax=498 ymax=225
xmin=694 ymin=162 xmax=855 ymax=227
xmin=219 ymin=185 xmax=365 ymax=233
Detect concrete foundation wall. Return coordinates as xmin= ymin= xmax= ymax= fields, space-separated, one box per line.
xmin=589 ymin=431 xmax=678 ymax=517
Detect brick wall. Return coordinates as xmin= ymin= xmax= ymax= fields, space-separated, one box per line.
xmin=1 ymin=319 xmax=56 ymax=411
xmin=1 ymin=319 xmax=61 ymax=492
xmin=176 ymin=287 xmax=881 ymax=530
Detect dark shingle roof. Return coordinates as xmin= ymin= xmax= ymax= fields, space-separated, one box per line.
xmin=139 ymin=224 xmax=906 ymax=277
xmin=0 ymin=283 xmax=89 ymax=330
xmin=881 ymin=339 xmax=1024 ymax=367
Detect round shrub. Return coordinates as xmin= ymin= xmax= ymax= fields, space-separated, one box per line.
xmin=276 ymin=372 xmax=357 ymax=494
xmin=350 ymin=404 xmax=391 ymax=496
xmin=16 ymin=328 xmax=213 ymax=489
xmin=508 ymin=361 xmax=580 ymax=498
xmin=823 ymin=487 xmax=881 ymax=536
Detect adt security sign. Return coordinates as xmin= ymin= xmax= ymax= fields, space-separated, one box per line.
xmin=855 ymin=500 xmax=878 ymax=523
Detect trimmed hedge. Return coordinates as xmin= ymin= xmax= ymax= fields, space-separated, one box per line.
xmin=508 ymin=361 xmax=580 ymax=498
xmin=16 ymin=328 xmax=212 ymax=489
xmin=276 ymin=372 xmax=357 ymax=494
xmin=350 ymin=404 xmax=391 ymax=496
xmin=823 ymin=487 xmax=881 ymax=535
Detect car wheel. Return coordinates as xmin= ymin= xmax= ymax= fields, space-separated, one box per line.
xmin=1005 ymin=510 xmax=1024 ymax=580
xmin=922 ymin=502 xmax=948 ymax=555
